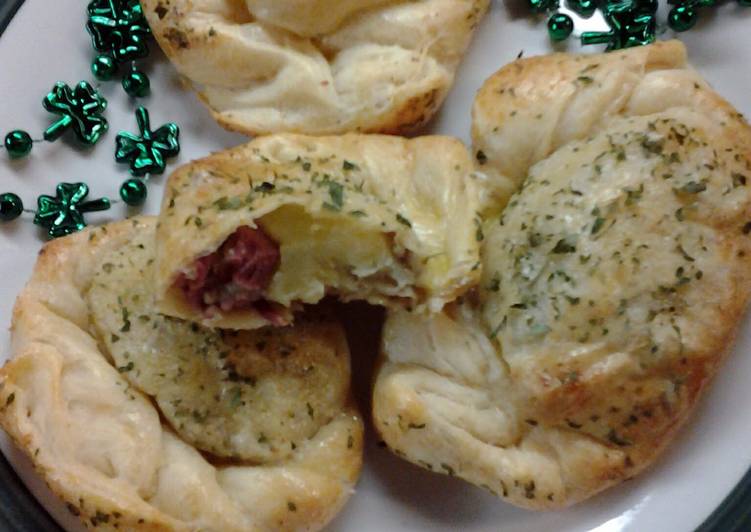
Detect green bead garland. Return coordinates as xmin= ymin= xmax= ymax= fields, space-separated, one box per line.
xmin=534 ymin=0 xmax=748 ymax=49
xmin=119 ymin=178 xmax=148 ymax=206
xmin=92 ymin=54 xmax=118 ymax=81
xmin=0 ymin=3 xmax=180 ymax=239
xmin=0 ymin=193 xmax=23 ymax=222
xmin=4 ymin=130 xmax=33 ymax=159
xmin=42 ymin=81 xmax=108 ymax=146
xmin=567 ymin=0 xmax=597 ymax=17
xmin=668 ymin=5 xmax=698 ymax=32
xmin=122 ymin=69 xmax=151 ymax=98
xmin=548 ymin=13 xmax=574 ymax=41
xmin=115 ymin=106 xmax=180 ymax=176
xmin=529 ymin=0 xmax=559 ymax=13
xmin=34 ymin=183 xmax=111 ymax=239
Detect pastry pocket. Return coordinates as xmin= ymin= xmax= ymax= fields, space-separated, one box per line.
xmin=375 ymin=41 xmax=751 ymax=510
xmin=155 ymin=134 xmax=482 ymax=329
xmin=141 ymin=0 xmax=489 ymax=135
xmin=0 ymin=217 xmax=363 ymax=532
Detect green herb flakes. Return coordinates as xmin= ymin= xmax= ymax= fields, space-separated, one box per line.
xmin=396 ymin=214 xmax=412 ymax=228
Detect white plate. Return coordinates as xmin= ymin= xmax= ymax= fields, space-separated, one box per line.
xmin=1 ymin=1 xmax=750 ymax=531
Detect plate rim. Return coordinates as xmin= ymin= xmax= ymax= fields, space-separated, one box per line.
xmin=0 ymin=1 xmax=748 ymax=530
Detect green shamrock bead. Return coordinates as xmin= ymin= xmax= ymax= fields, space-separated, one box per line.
xmin=34 ymin=182 xmax=111 ymax=238
xmin=668 ymin=5 xmax=698 ymax=31
xmin=529 ymin=0 xmax=560 ymax=13
xmin=122 ymin=69 xmax=150 ymax=98
xmin=581 ymin=0 xmax=657 ymax=51
xmin=115 ymin=106 xmax=180 ymax=176
xmin=43 ymin=81 xmax=108 ymax=146
xmin=4 ymin=130 xmax=33 ymax=159
xmin=548 ymin=13 xmax=574 ymax=41
xmin=119 ymin=178 xmax=147 ymax=206
xmin=87 ymin=0 xmax=150 ymax=64
xmin=0 ymin=193 xmax=23 ymax=222
xmin=92 ymin=54 xmax=119 ymax=81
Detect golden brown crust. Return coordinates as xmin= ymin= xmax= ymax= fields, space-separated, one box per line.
xmin=142 ymin=0 xmax=489 ymax=136
xmin=155 ymin=133 xmax=481 ymax=329
xmin=375 ymin=41 xmax=751 ymax=510
xmin=471 ymin=40 xmax=751 ymax=213
xmin=0 ymin=218 xmax=364 ymax=531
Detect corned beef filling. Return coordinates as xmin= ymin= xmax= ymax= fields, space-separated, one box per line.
xmin=176 ymin=225 xmax=281 ymax=319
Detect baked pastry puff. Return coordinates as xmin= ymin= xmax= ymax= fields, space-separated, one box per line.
xmin=374 ymin=41 xmax=751 ymax=509
xmin=155 ymin=134 xmax=482 ymax=330
xmin=141 ymin=0 xmax=489 ymax=135
xmin=0 ymin=217 xmax=363 ymax=531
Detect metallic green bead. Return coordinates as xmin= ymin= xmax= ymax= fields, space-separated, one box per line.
xmin=87 ymin=0 xmax=150 ymax=64
xmin=668 ymin=5 xmax=698 ymax=32
xmin=34 ymin=182 xmax=111 ymax=238
xmin=529 ymin=0 xmax=559 ymax=13
xmin=0 ymin=193 xmax=23 ymax=222
xmin=4 ymin=130 xmax=33 ymax=159
xmin=581 ymin=0 xmax=657 ymax=50
xmin=119 ymin=178 xmax=147 ymax=206
xmin=122 ymin=69 xmax=150 ymax=98
xmin=739 ymin=0 xmax=751 ymax=7
xmin=567 ymin=0 xmax=597 ymax=17
xmin=43 ymin=81 xmax=108 ymax=146
xmin=116 ymin=106 xmax=180 ymax=176
xmin=92 ymin=54 xmax=118 ymax=81
xmin=548 ymin=13 xmax=574 ymax=41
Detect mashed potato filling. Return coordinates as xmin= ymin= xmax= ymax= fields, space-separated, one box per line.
xmin=259 ymin=205 xmax=416 ymax=305
xmin=175 ymin=205 xmax=416 ymax=318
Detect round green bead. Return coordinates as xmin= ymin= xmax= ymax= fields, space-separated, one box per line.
xmin=122 ymin=69 xmax=151 ymax=98
xmin=4 ymin=130 xmax=33 ymax=158
xmin=0 ymin=193 xmax=23 ymax=221
xmin=567 ymin=0 xmax=597 ymax=17
xmin=739 ymin=0 xmax=751 ymax=7
xmin=548 ymin=13 xmax=574 ymax=42
xmin=92 ymin=54 xmax=118 ymax=81
xmin=119 ymin=178 xmax=147 ymax=207
xmin=668 ymin=5 xmax=697 ymax=32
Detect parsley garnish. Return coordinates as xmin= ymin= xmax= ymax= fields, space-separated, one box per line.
xmin=677 ymin=181 xmax=707 ymax=194
xmin=254 ymin=182 xmax=275 ymax=194
xmin=591 ymin=217 xmax=605 ymax=235
xmin=396 ymin=214 xmax=412 ymax=228
xmin=214 ymin=196 xmax=244 ymax=210
xmin=552 ymin=237 xmax=577 ymax=254
xmin=117 ymin=362 xmax=135 ymax=373
xmin=229 ymin=387 xmax=242 ymax=408
xmin=326 ymin=181 xmax=344 ymax=210
xmin=120 ymin=307 xmax=131 ymax=332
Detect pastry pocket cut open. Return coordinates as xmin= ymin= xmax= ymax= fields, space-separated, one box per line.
xmin=155 ymin=134 xmax=482 ymax=330
xmin=0 ymin=217 xmax=363 ymax=531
